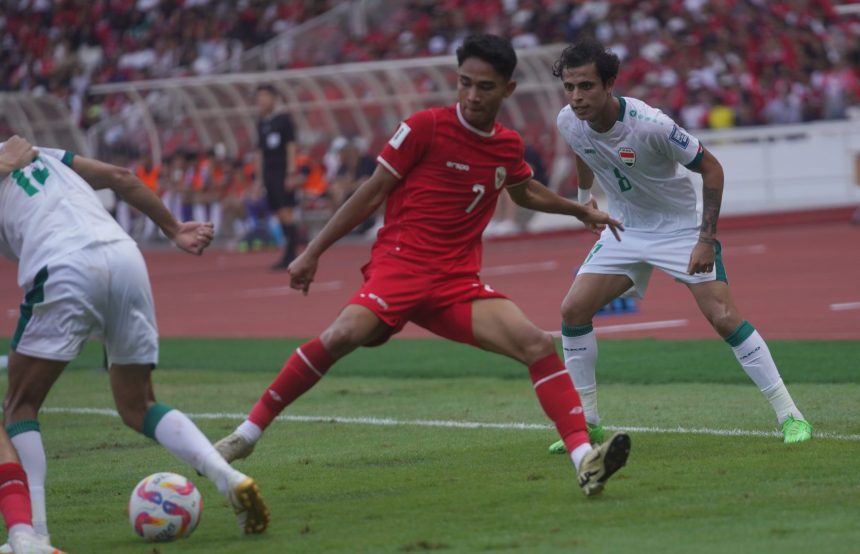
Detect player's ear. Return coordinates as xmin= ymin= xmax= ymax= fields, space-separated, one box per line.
xmin=504 ymin=79 xmax=517 ymax=98
xmin=604 ymin=76 xmax=616 ymax=93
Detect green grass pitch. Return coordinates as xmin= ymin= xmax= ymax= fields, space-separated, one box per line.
xmin=1 ymin=337 xmax=859 ymax=553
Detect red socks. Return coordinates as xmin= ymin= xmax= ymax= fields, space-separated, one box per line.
xmin=529 ymin=354 xmax=589 ymax=453
xmin=0 ymin=463 xmax=32 ymax=529
xmin=249 ymin=338 xmax=335 ymax=430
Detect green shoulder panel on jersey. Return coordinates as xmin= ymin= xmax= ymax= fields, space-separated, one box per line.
xmin=617 ymin=97 xmax=626 ymax=122
xmin=61 ymin=151 xmax=75 ymax=166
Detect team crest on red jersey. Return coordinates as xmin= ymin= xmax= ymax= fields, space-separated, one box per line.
xmin=494 ymin=166 xmax=507 ymax=189
xmin=618 ymin=147 xmax=636 ymax=167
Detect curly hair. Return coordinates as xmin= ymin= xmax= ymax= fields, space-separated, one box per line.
xmin=552 ymin=38 xmax=620 ymax=85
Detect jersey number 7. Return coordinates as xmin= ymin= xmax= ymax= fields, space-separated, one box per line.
xmin=465 ymin=183 xmax=485 ymax=213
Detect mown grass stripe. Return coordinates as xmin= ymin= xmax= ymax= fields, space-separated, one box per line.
xmin=40 ymin=407 xmax=860 ymax=442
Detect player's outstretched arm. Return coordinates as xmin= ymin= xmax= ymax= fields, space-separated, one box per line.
xmin=686 ymin=147 xmax=724 ymax=274
xmin=0 ymin=135 xmax=38 ymax=179
xmin=507 ymin=178 xmax=624 ymax=241
xmin=288 ymin=165 xmax=398 ymax=294
xmin=70 ymin=156 xmax=214 ymax=255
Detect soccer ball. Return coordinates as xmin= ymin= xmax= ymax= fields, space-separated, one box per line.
xmin=128 ymin=472 xmax=202 ymax=542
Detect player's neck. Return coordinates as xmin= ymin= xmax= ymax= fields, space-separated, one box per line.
xmin=587 ymin=96 xmax=619 ymax=134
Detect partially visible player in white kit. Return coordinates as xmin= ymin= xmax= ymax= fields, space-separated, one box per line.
xmin=0 ymin=136 xmax=269 ymax=551
xmin=546 ymin=39 xmax=812 ymax=454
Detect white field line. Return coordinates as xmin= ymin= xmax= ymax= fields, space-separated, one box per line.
xmin=482 ymin=261 xmax=558 ymax=276
xmin=190 ymin=280 xmax=343 ymax=301
xmin=830 ymin=301 xmax=860 ymax=312
xmin=40 ymin=407 xmax=860 ymax=442
xmin=549 ymin=319 xmax=689 ymax=337
xmin=728 ymin=244 xmax=767 ymax=255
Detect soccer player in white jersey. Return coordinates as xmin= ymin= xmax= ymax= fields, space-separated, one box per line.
xmin=0 ymin=136 xmax=269 ymax=550
xmin=547 ymin=39 xmax=812 ymax=454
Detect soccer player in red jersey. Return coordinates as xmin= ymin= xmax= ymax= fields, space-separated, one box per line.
xmin=216 ymin=35 xmax=630 ymax=496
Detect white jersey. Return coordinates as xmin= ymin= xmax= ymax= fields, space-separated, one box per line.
xmin=0 ymin=146 xmax=131 ymax=288
xmin=557 ymin=96 xmax=704 ymax=233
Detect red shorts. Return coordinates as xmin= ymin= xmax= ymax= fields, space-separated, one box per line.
xmin=347 ymin=257 xmax=507 ymax=346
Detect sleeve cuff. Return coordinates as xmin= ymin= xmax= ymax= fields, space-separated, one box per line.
xmin=376 ymin=156 xmax=402 ymax=179
xmin=61 ymin=151 xmax=75 ymax=167
xmin=684 ymin=145 xmax=703 ymax=170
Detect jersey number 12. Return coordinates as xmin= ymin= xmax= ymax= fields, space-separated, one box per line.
xmin=11 ymin=158 xmax=50 ymax=197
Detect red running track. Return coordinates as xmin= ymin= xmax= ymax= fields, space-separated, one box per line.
xmin=0 ymin=219 xmax=857 ymax=340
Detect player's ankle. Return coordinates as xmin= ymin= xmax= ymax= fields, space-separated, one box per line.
xmin=237 ymin=420 xmax=262 ymax=443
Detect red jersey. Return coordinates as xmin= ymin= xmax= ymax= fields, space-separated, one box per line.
xmin=375 ymin=104 xmax=533 ymax=274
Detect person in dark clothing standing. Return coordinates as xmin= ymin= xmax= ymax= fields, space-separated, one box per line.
xmin=256 ymin=84 xmax=300 ymax=270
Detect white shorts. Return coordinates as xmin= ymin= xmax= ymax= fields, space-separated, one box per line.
xmin=11 ymin=240 xmax=159 ymax=365
xmin=578 ymin=228 xmax=727 ymax=299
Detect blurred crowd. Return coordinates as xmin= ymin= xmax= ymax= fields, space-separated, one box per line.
xmin=115 ymin=133 xmax=379 ymax=247
xmin=2 ymin=0 xmax=858 ymax=131
xmin=1 ymin=0 xmax=338 ymax=127
xmin=3 ymin=0 xmax=859 ymax=244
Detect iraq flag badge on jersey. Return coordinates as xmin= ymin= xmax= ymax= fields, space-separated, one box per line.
xmin=618 ymin=147 xmax=636 ymax=167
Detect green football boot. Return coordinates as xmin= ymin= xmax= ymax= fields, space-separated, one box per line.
xmin=781 ymin=416 xmax=813 ymax=444
xmin=549 ymin=423 xmax=606 ymax=454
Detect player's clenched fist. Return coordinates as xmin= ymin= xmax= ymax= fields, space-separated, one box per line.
xmin=173 ymin=221 xmax=215 ymax=255
xmin=0 ymin=135 xmax=38 ymax=173
xmin=288 ymin=252 xmax=317 ymax=295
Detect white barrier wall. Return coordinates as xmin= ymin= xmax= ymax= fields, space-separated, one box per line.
xmin=698 ymin=119 xmax=860 ymax=214
xmin=529 ymin=118 xmax=860 ymax=233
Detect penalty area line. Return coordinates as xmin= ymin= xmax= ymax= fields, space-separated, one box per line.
xmin=40 ymin=407 xmax=860 ymax=442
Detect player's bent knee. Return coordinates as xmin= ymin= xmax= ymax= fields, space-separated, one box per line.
xmin=518 ymin=330 xmax=557 ymax=365
xmin=320 ymin=324 xmax=364 ymax=357
xmin=707 ymin=310 xmax=741 ymax=337
xmin=560 ymin=298 xmax=594 ymax=325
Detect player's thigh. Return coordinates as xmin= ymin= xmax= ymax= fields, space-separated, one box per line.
xmin=561 ymin=272 xmax=635 ymax=323
xmin=102 ymin=241 xmax=159 ymax=366
xmin=471 ymin=298 xmax=555 ymax=365
xmin=686 ymin=280 xmax=742 ymax=337
xmin=4 ymin=352 xmax=68 ymax=421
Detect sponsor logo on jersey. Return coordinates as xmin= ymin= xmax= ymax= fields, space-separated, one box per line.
xmin=494 ymin=166 xmax=507 ymax=189
xmin=446 ymin=161 xmax=470 ymax=171
xmin=618 ymin=147 xmax=636 ymax=167
xmin=669 ymin=125 xmax=690 ymax=149
xmin=388 ymin=122 xmax=411 ymax=149
xmin=583 ymin=148 xmax=596 ymax=154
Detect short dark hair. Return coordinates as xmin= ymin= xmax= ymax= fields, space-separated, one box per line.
xmin=456 ymin=34 xmax=517 ymax=81
xmin=552 ymin=38 xmax=620 ymax=85
xmin=256 ymin=84 xmax=278 ymax=96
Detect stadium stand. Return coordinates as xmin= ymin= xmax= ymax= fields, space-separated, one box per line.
xmin=1 ymin=0 xmax=858 ymax=242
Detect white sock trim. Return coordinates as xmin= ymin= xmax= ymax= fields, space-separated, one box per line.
xmin=570 ymin=443 xmax=592 ymax=471
xmin=532 ymin=369 xmax=568 ymax=389
xmin=236 ymin=420 xmax=262 ymax=443
xmin=296 ymin=347 xmax=322 ymax=377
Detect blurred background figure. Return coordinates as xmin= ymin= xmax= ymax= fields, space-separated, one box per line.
xmin=255 ymin=84 xmax=299 ymax=270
